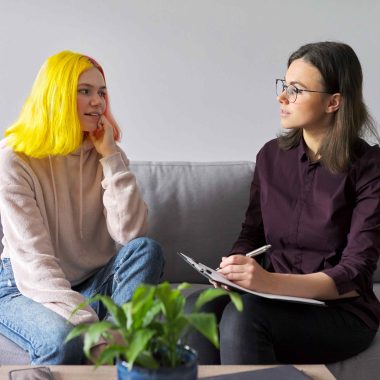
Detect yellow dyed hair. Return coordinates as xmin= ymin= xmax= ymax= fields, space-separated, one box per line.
xmin=5 ymin=50 xmax=120 ymax=158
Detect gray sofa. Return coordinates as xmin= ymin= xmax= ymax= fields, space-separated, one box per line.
xmin=1 ymin=161 xmax=380 ymax=379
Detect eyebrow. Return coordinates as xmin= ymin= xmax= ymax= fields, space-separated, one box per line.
xmin=288 ymin=80 xmax=308 ymax=88
xmin=77 ymin=83 xmax=107 ymax=90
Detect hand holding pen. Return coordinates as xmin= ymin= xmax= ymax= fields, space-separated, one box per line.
xmin=216 ymin=244 xmax=271 ymax=271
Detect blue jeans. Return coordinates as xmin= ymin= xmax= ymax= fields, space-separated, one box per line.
xmin=0 ymin=237 xmax=164 ymax=364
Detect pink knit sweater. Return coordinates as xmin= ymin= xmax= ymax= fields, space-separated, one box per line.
xmin=0 ymin=138 xmax=148 ymax=325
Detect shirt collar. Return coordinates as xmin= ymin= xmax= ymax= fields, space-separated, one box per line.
xmin=298 ymin=138 xmax=308 ymax=162
xmin=298 ymin=137 xmax=321 ymax=166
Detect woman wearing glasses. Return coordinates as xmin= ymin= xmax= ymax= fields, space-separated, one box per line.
xmin=188 ymin=41 xmax=380 ymax=364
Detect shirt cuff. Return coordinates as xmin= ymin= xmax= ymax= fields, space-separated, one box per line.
xmin=322 ymin=266 xmax=357 ymax=295
xmin=100 ymin=152 xmax=129 ymax=178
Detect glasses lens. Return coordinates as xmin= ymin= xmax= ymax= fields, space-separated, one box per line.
xmin=276 ymin=80 xmax=285 ymax=97
xmin=286 ymin=85 xmax=297 ymax=103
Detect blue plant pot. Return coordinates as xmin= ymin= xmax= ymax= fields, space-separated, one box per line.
xmin=117 ymin=345 xmax=198 ymax=380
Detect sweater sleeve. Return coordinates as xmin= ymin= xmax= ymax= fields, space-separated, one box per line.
xmin=100 ymin=148 xmax=148 ymax=244
xmin=0 ymin=152 xmax=98 ymax=325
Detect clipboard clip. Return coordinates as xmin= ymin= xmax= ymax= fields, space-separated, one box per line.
xmin=177 ymin=252 xmax=213 ymax=280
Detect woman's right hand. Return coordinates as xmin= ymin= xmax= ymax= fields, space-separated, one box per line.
xmin=89 ymin=115 xmax=118 ymax=158
xmin=210 ymin=256 xmax=230 ymax=290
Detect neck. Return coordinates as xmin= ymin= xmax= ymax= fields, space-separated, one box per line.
xmin=303 ymin=129 xmax=326 ymax=161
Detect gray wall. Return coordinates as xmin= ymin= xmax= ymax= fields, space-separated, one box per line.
xmin=0 ymin=0 xmax=379 ymax=161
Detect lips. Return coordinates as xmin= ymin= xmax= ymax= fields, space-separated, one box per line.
xmin=280 ymin=109 xmax=290 ymax=116
xmin=84 ymin=112 xmax=101 ymax=117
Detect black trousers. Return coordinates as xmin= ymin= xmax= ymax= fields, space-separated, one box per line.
xmin=185 ymin=290 xmax=376 ymax=364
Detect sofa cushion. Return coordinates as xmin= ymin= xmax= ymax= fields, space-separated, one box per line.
xmin=328 ymin=332 xmax=380 ymax=380
xmin=130 ymin=161 xmax=255 ymax=284
xmin=0 ymin=335 xmax=29 ymax=364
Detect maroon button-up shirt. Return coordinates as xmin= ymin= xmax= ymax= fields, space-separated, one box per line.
xmin=230 ymin=138 xmax=380 ymax=329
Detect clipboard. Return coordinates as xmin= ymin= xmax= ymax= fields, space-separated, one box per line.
xmin=178 ymin=252 xmax=325 ymax=306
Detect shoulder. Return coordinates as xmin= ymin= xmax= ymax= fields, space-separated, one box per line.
xmin=260 ymin=138 xmax=280 ymax=152
xmin=0 ymin=138 xmax=26 ymax=170
xmin=256 ymin=138 xmax=299 ymax=165
xmin=257 ymin=139 xmax=279 ymax=160
xmin=351 ymin=140 xmax=380 ymax=169
xmin=0 ymin=139 xmax=39 ymax=187
xmin=349 ymin=140 xmax=380 ymax=187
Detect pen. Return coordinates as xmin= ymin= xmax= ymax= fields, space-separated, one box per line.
xmin=216 ymin=244 xmax=272 ymax=271
xmin=245 ymin=244 xmax=272 ymax=258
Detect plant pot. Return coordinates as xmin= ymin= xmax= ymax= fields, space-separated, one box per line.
xmin=116 ymin=345 xmax=198 ymax=380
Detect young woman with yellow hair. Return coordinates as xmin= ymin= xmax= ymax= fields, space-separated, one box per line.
xmin=0 ymin=51 xmax=164 ymax=364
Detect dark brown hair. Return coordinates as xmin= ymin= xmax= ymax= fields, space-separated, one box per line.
xmin=278 ymin=41 xmax=378 ymax=173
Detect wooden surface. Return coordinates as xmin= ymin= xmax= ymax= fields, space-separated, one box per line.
xmin=1 ymin=364 xmax=336 ymax=380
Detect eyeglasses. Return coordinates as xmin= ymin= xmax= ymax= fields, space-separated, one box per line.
xmin=276 ymin=79 xmax=332 ymax=103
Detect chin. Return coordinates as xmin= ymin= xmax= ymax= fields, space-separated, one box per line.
xmin=81 ymin=125 xmax=97 ymax=133
xmin=280 ymin=123 xmax=299 ymax=130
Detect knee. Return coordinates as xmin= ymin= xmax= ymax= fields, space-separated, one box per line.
xmin=143 ymin=237 xmax=164 ymax=264
xmin=118 ymin=237 xmax=165 ymax=283
xmin=119 ymin=237 xmax=164 ymax=266
xmin=220 ymin=300 xmax=246 ymax=338
xmin=132 ymin=237 xmax=165 ymax=269
xmin=219 ymin=295 xmax=265 ymax=338
xmin=33 ymin=324 xmax=83 ymax=364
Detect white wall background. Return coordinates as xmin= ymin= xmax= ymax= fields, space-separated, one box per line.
xmin=0 ymin=0 xmax=379 ymax=161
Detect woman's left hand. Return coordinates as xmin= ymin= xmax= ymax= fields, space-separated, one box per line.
xmin=88 ymin=115 xmax=118 ymax=157
xmin=218 ymin=254 xmax=272 ymax=292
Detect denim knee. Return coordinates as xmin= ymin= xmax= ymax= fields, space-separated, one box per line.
xmin=120 ymin=237 xmax=165 ymax=275
xmin=32 ymin=323 xmax=84 ymax=364
xmin=128 ymin=237 xmax=164 ymax=262
xmin=112 ymin=237 xmax=165 ymax=299
xmin=149 ymin=238 xmax=165 ymax=272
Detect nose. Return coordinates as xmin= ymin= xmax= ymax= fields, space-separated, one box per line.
xmin=90 ymin=93 xmax=103 ymax=107
xmin=277 ymin=91 xmax=289 ymax=104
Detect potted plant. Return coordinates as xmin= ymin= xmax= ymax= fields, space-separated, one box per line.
xmin=65 ymin=281 xmax=242 ymax=380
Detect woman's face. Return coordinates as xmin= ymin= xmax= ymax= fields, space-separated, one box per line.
xmin=277 ymin=58 xmax=333 ymax=133
xmin=77 ymin=67 xmax=107 ymax=133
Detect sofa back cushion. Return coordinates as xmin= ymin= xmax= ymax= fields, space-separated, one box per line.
xmin=2 ymin=160 xmax=378 ymax=284
xmin=130 ymin=161 xmax=255 ymax=283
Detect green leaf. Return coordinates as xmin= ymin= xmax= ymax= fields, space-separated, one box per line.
xmin=155 ymin=282 xmax=186 ymax=322
xmin=185 ymin=313 xmax=219 ymax=348
xmin=194 ymin=288 xmax=242 ymax=312
xmin=177 ymin=282 xmax=191 ymax=291
xmin=125 ymin=329 xmax=156 ymax=368
xmin=193 ymin=288 xmax=227 ymax=311
xmin=64 ymin=323 xmax=91 ymax=343
xmin=93 ymin=295 xmax=126 ymax=328
xmin=130 ymin=285 xmax=156 ymax=329
xmin=228 ymin=291 xmax=243 ymax=312
xmin=121 ymin=302 xmax=133 ymax=330
xmin=82 ymin=321 xmax=114 ymax=358
xmin=142 ymin=301 xmax=161 ymax=327
xmin=135 ymin=350 xmax=159 ymax=369
xmin=68 ymin=299 xmax=93 ymax=321
xmin=162 ymin=315 xmax=188 ymax=347
xmin=69 ymin=294 xmax=126 ymax=328
xmin=96 ymin=344 xmax=128 ymax=366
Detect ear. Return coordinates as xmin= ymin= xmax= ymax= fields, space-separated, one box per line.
xmin=325 ymin=93 xmax=342 ymax=114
